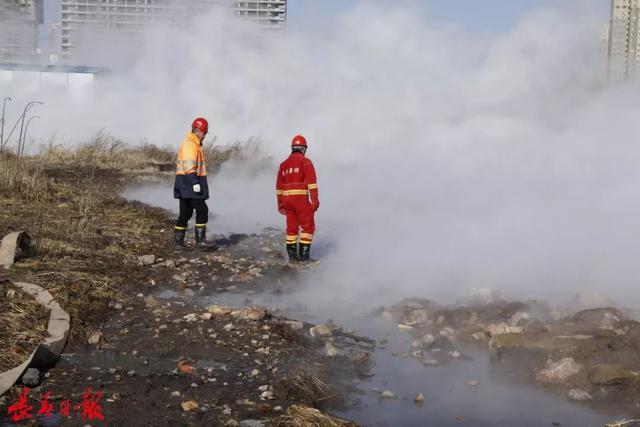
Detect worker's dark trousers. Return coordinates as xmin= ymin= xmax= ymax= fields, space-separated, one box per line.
xmin=176 ymin=198 xmax=209 ymax=228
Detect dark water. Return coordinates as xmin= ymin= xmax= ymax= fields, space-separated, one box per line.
xmin=127 ymin=183 xmax=628 ymax=427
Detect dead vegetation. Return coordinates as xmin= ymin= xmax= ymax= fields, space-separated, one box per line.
xmin=37 ymin=129 xmax=271 ymax=175
xmin=275 ymin=373 xmax=342 ymax=406
xmin=276 ymin=405 xmax=357 ymax=427
xmin=0 ymin=150 xmax=173 ymax=344
xmin=0 ymin=283 xmax=48 ymax=372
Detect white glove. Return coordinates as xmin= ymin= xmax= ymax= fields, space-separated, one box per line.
xmin=192 ymin=184 xmax=201 ymax=193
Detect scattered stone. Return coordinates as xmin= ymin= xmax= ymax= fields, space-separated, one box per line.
xmin=466 ymin=380 xmax=479 ymax=388
xmin=144 ymin=295 xmax=160 ymax=308
xmin=423 ymin=358 xmax=439 ymax=366
xmin=535 ymin=358 xmax=582 ymax=384
xmin=309 ymin=324 xmax=333 ymax=338
xmin=381 ymin=390 xmax=395 ymax=399
xmin=182 ymin=288 xmax=196 ymax=297
xmin=414 ymin=393 xmax=425 ymax=403
xmin=183 ymin=313 xmax=198 ymax=322
xmin=180 ymin=400 xmax=199 ymax=412
xmin=486 ymin=323 xmax=523 ymax=336
xmin=325 ymin=342 xmax=338 ymax=357
xmin=170 ymin=391 xmax=181 ymax=397
xmin=87 ymin=331 xmax=103 ymax=345
xmin=20 ymin=368 xmax=40 ymax=387
xmin=568 ymin=389 xmax=592 ymax=401
xmin=397 ymin=324 xmax=414 ymax=331
xmin=283 ymin=320 xmax=303 ymax=330
xmin=208 ymin=305 xmax=233 ymax=316
xmin=223 ymin=323 xmax=235 ymax=332
xmin=352 ymin=351 xmax=369 ymax=365
xmin=200 ymin=312 xmax=213 ymax=321
xmin=260 ymin=390 xmax=274 ymax=400
xmin=588 ymin=364 xmax=637 ymax=386
xmin=239 ymin=420 xmax=265 ymax=427
xmin=138 ymin=254 xmax=156 ymax=266
xmin=406 ymin=309 xmax=428 ymax=326
xmin=250 ymin=369 xmax=259 ymax=377
xmin=239 ymin=307 xmax=266 ymax=321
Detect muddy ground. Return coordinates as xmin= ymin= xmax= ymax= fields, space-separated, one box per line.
xmin=0 ymin=164 xmax=366 ymax=426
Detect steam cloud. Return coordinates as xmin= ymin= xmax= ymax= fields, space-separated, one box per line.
xmin=3 ymin=1 xmax=640 ymax=309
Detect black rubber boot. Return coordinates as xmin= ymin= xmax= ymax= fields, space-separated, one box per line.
xmin=286 ymin=243 xmax=299 ymax=263
xmin=195 ymin=226 xmax=207 ymax=248
xmin=175 ymin=228 xmax=186 ymax=250
xmin=194 ymin=226 xmax=216 ymax=251
xmin=299 ymin=243 xmax=313 ymax=262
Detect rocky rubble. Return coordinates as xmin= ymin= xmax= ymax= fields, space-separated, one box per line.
xmin=379 ymin=291 xmax=640 ymax=413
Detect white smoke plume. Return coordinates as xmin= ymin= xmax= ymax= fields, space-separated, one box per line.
xmin=4 ymin=1 xmax=640 ymax=308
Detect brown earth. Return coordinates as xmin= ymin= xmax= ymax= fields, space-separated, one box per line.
xmin=0 ymin=152 xmax=365 ymax=426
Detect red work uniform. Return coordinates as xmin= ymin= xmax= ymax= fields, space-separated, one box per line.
xmin=276 ymin=152 xmax=319 ymax=245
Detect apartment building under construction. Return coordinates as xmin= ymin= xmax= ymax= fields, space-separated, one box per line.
xmin=60 ymin=0 xmax=287 ymax=59
xmin=608 ymin=0 xmax=640 ymax=82
xmin=0 ymin=0 xmax=43 ymax=63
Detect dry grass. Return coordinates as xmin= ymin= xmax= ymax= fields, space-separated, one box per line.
xmin=276 ymin=405 xmax=357 ymax=427
xmin=38 ymin=130 xmax=175 ymax=171
xmin=0 ymin=151 xmax=51 ymax=202
xmin=275 ymin=373 xmax=341 ymax=406
xmin=0 ymin=153 xmax=173 ymax=343
xmin=0 ymin=283 xmax=48 ymax=372
xmin=37 ymin=130 xmax=271 ymax=175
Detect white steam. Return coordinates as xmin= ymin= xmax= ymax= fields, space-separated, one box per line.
xmin=4 ymin=1 xmax=640 ymax=308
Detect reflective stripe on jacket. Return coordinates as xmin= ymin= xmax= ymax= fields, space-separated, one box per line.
xmin=276 ymin=152 xmax=319 ymax=207
xmin=173 ymin=132 xmax=210 ymax=200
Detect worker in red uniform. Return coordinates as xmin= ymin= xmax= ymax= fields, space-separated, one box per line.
xmin=276 ymin=135 xmax=319 ymax=262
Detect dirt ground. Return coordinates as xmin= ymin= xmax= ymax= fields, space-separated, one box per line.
xmin=0 ymin=162 xmax=366 ymax=426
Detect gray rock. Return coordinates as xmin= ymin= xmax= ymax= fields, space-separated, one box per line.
xmin=21 ymin=368 xmax=40 ymax=387
xmin=144 ymin=295 xmax=160 ymax=308
xmin=239 ymin=421 xmax=265 ymax=427
xmin=536 ymin=358 xmax=582 ymax=384
xmin=138 ymin=254 xmax=156 ymax=266
xmin=568 ymin=389 xmax=592 ymax=401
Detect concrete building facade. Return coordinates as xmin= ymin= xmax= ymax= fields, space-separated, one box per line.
xmin=608 ymin=0 xmax=640 ymax=82
xmin=0 ymin=0 xmax=43 ymax=63
xmin=59 ymin=0 xmax=287 ymax=59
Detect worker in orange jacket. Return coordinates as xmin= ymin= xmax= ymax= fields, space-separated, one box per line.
xmin=174 ymin=117 xmax=210 ymax=249
xmin=276 ymin=135 xmax=319 ymax=262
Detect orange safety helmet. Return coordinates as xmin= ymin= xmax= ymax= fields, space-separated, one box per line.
xmin=291 ymin=134 xmax=307 ymax=147
xmin=192 ymin=117 xmax=209 ymax=134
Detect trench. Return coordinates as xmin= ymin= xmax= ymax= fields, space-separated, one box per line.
xmin=123 ymin=181 xmax=630 ymax=427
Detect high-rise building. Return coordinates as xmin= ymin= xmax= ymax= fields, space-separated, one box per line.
xmin=0 ymin=0 xmax=43 ymax=63
xmin=59 ymin=0 xmax=287 ymax=60
xmin=608 ymin=0 xmax=640 ymax=82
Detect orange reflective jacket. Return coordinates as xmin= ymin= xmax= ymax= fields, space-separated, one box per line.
xmin=173 ymin=132 xmax=209 ymax=200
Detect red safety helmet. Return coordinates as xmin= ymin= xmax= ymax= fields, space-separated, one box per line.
xmin=192 ymin=117 xmax=209 ymax=134
xmin=291 ymin=134 xmax=307 ymax=147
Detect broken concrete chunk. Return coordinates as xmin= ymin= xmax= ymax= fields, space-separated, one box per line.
xmin=535 ymin=358 xmax=582 ymax=384
xmin=309 ymin=324 xmax=332 ymax=338
xmin=588 ymin=364 xmax=637 ymax=386
xmin=138 ymin=254 xmax=156 ymax=266
xmin=180 ymin=400 xmax=199 ymax=411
